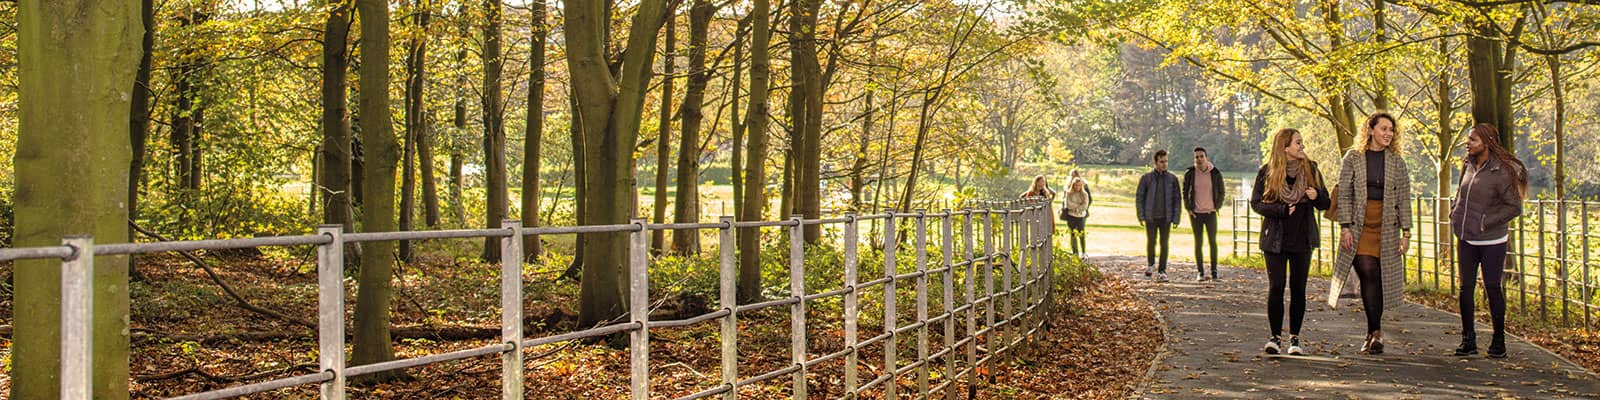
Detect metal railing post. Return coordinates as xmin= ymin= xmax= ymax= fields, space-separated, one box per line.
xmin=629 ymin=219 xmax=650 ymax=400
xmin=883 ymin=212 xmax=898 ymax=399
xmin=500 ymin=220 xmax=524 ymax=399
xmin=981 ymin=208 xmax=995 ymax=374
xmin=1540 ymin=200 xmax=1549 ymax=321
xmin=718 ymin=216 xmax=739 ymax=400
xmin=842 ymin=215 xmax=859 ymax=398
xmin=1561 ymin=200 xmax=1570 ymax=326
xmin=915 ymin=211 xmax=930 ymax=396
xmin=963 ymin=210 xmax=977 ymax=394
xmin=316 ymin=225 xmax=345 ymax=400
xmin=61 ymin=235 xmax=93 ymax=400
xmin=941 ymin=210 xmax=956 ymax=400
xmin=1001 ymin=205 xmax=1014 ymax=359
xmin=1574 ymin=201 xmax=1587 ymax=329
xmin=789 ymin=215 xmax=808 ymax=400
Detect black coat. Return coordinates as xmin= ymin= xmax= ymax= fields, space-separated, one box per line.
xmin=1250 ymin=162 xmax=1330 ymax=253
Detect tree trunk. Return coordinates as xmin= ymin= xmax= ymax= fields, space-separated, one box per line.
xmin=171 ymin=10 xmax=207 ymax=225
xmin=522 ymin=0 xmax=548 ymax=260
xmin=653 ymin=13 xmax=676 ymax=254
xmin=1467 ymin=19 xmax=1518 ymax=147
xmin=320 ymin=0 xmax=357 ymax=271
xmin=561 ymin=94 xmax=587 ymax=281
xmin=850 ymin=84 xmax=873 ymax=212
xmin=900 ymin=91 xmax=941 ymax=213
xmin=1372 ymin=0 xmax=1391 ymax=110
xmin=737 ymin=0 xmax=774 ymax=304
xmin=12 ymin=0 xmax=139 ymax=398
xmin=350 ymin=0 xmax=403 ymax=381
xmin=129 ymin=0 xmax=156 ymax=280
xmin=1435 ymin=37 xmax=1455 ymax=195
xmin=730 ymin=16 xmax=747 ymax=221
xmin=673 ymin=0 xmax=714 ymax=255
xmin=567 ymin=0 xmax=671 ymax=327
xmin=1548 ymin=53 xmax=1564 ymax=199
xmin=796 ymin=0 xmax=823 ymax=243
xmin=400 ymin=0 xmax=430 ymax=262
xmin=481 ymin=0 xmax=509 ymax=262
xmin=450 ymin=64 xmax=467 ymax=225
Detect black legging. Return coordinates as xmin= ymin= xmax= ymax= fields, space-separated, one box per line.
xmin=1354 ymin=255 xmax=1386 ymax=334
xmin=1146 ymin=218 xmax=1171 ymax=273
xmin=1266 ymin=251 xmax=1311 ymax=337
xmin=1192 ymin=213 xmax=1218 ymax=275
xmin=1458 ymin=241 xmax=1508 ymax=337
xmin=1065 ymin=216 xmax=1087 ymax=255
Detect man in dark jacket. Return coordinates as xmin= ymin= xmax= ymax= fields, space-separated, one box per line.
xmin=1183 ymin=147 xmax=1227 ymax=281
xmin=1137 ymin=150 xmax=1182 ymax=281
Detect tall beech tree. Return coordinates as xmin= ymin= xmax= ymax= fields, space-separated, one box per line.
xmin=566 ymin=0 xmax=672 ymax=326
xmin=350 ymin=0 xmax=404 ymax=380
xmin=673 ymin=0 xmax=716 ymax=255
xmin=481 ymin=0 xmax=509 ymax=262
xmin=522 ymin=0 xmax=548 ymax=260
xmin=12 ymin=0 xmax=140 ymax=397
xmin=738 ymin=0 xmax=774 ymax=303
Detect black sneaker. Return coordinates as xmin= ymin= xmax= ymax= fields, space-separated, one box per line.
xmin=1487 ymin=333 xmax=1506 ymax=359
xmin=1263 ymin=337 xmax=1281 ymax=354
xmin=1287 ymin=336 xmax=1304 ymax=355
xmin=1454 ymin=333 xmax=1478 ymax=356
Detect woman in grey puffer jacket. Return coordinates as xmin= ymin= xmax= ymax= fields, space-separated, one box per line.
xmin=1449 ymin=123 xmax=1528 ymax=359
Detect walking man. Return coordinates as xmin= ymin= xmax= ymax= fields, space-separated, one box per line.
xmin=1184 ymin=147 xmax=1225 ymax=281
xmin=1138 ymin=150 xmax=1182 ymax=281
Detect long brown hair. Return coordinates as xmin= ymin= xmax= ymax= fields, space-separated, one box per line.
xmin=1263 ymin=128 xmax=1321 ymax=203
xmin=1469 ymin=123 xmax=1529 ymax=200
xmin=1356 ymin=112 xmax=1404 ymax=155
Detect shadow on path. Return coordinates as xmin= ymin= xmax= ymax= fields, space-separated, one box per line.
xmin=1087 ymin=255 xmax=1600 ymax=399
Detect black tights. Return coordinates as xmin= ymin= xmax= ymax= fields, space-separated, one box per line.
xmin=1353 ymin=255 xmax=1386 ymax=334
xmin=1458 ymin=241 xmax=1508 ymax=337
xmin=1265 ymin=251 xmax=1310 ymax=337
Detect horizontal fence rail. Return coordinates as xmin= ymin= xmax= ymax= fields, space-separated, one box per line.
xmin=1231 ymin=196 xmax=1600 ymax=330
xmin=1 ymin=197 xmax=1058 ymax=399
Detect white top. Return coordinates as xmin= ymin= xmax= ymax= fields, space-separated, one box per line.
xmin=1465 ymin=235 xmax=1508 ymax=246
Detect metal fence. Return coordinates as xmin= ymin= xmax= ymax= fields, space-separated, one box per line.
xmin=1230 ymin=196 xmax=1600 ymax=330
xmin=1 ymin=197 xmax=1057 ymax=399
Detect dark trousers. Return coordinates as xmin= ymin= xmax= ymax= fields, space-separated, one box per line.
xmin=1458 ymin=241 xmax=1508 ymax=337
xmin=1192 ymin=212 xmax=1218 ymax=276
xmin=1354 ymin=255 xmax=1386 ymax=334
xmin=1065 ymin=216 xmax=1087 ymax=255
xmin=1265 ymin=251 xmax=1311 ymax=337
xmin=1145 ymin=218 xmax=1170 ymax=273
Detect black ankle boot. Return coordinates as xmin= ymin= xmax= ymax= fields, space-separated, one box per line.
xmin=1454 ymin=332 xmax=1478 ymax=356
xmin=1487 ymin=333 xmax=1506 ymax=358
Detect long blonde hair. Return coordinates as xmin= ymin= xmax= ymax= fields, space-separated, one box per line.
xmin=1263 ymin=128 xmax=1321 ymax=203
xmin=1355 ymin=112 xmax=1403 ymax=155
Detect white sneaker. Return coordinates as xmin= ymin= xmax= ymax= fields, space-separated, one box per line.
xmin=1145 ymin=265 xmax=1154 ymax=277
xmin=1196 ymin=272 xmax=1206 ymax=282
xmin=1157 ymin=273 xmax=1168 ymax=282
xmin=1287 ymin=337 xmax=1304 ymax=355
xmin=1264 ymin=337 xmax=1281 ymax=354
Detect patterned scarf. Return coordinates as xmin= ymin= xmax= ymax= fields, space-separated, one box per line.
xmin=1279 ymin=160 xmax=1309 ymax=204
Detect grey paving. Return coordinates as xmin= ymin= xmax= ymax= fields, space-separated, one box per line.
xmin=1089 ymin=255 xmax=1600 ymax=399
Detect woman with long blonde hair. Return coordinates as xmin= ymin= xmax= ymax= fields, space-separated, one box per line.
xmin=1332 ymin=112 xmax=1413 ymax=355
xmin=1250 ymin=128 xmax=1330 ymax=355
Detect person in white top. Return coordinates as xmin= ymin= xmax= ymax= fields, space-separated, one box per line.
xmin=1061 ymin=176 xmax=1091 ymax=256
xmin=1449 ymin=123 xmax=1527 ymax=359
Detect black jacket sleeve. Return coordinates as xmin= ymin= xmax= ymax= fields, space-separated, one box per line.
xmin=1251 ymin=165 xmax=1290 ymax=219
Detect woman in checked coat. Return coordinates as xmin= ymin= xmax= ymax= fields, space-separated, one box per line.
xmin=1330 ymin=112 xmax=1413 ymax=355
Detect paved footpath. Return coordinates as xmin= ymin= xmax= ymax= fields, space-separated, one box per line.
xmin=1088 ymin=255 xmax=1600 ymax=399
